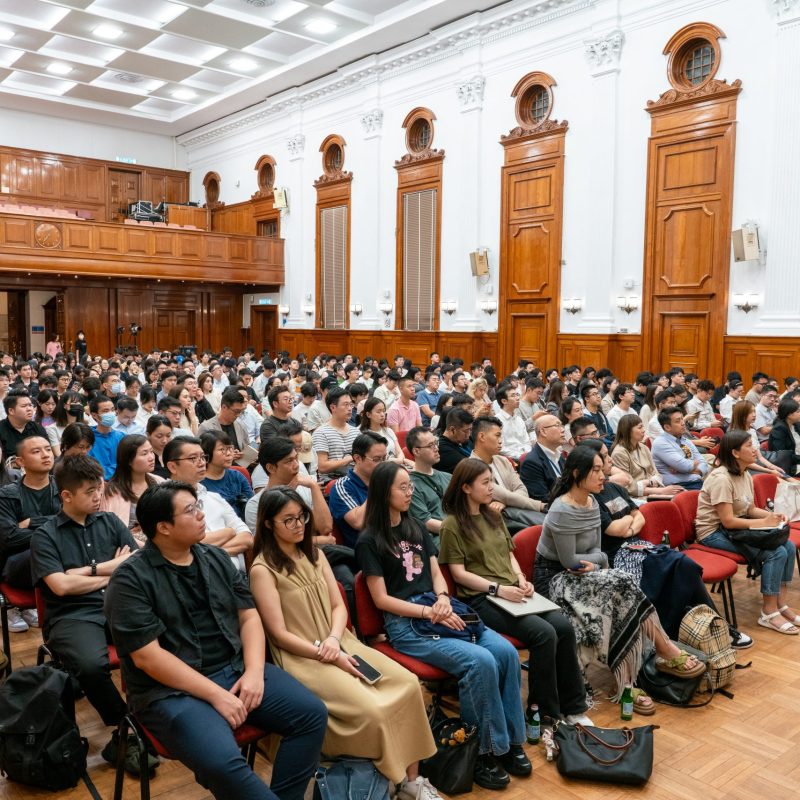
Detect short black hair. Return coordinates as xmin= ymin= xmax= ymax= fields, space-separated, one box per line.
xmin=406 ymin=425 xmax=433 ymax=451
xmin=163 ymin=436 xmax=202 ymax=465
xmin=221 ymin=386 xmax=246 ymax=407
xmin=299 ymin=381 xmax=317 ymax=399
xmin=89 ymin=394 xmax=115 ymax=414
xmin=54 ymin=454 xmax=104 ymax=494
xmin=157 ymin=396 xmax=181 ymax=412
xmin=473 ymin=416 xmax=502 ymax=437
xmin=257 ymin=436 xmax=296 ymax=469
xmin=137 ymin=481 xmax=198 ymax=540
xmin=657 ymin=407 xmax=683 ymax=428
xmin=326 ymin=387 xmax=349 ymax=413
xmin=446 ymin=408 xmax=474 ymax=428
xmin=352 ymin=431 xmax=387 ymax=458
xmin=115 ymin=396 xmax=138 ymax=413
xmin=267 ymin=384 xmax=291 ymax=409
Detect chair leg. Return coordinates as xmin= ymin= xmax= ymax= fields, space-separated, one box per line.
xmin=0 ymin=601 xmax=11 ymax=677
xmin=725 ymin=578 xmax=737 ymax=629
xmin=245 ymin=742 xmax=257 ymax=769
xmin=719 ymin=582 xmax=731 ymax=625
xmin=113 ymin=715 xmax=130 ymax=800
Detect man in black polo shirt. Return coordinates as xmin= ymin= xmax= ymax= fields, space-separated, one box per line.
xmin=436 ymin=408 xmax=474 ymax=474
xmin=0 ymin=392 xmax=47 ymax=462
xmin=30 ymin=455 xmax=156 ymax=773
xmin=106 ymin=481 xmax=327 ymax=800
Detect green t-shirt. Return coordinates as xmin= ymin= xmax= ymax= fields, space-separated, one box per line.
xmin=438 ymin=513 xmax=517 ymax=598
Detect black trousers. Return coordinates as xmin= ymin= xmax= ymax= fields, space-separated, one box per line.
xmin=470 ymin=593 xmax=587 ymax=721
xmin=47 ymin=618 xmax=127 ymax=727
xmin=1 ymin=550 xmax=33 ymax=588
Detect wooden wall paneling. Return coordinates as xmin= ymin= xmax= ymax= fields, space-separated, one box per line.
xmin=210 ymin=202 xmax=256 ymax=235
xmin=606 ymin=334 xmax=644 ymax=382
xmin=721 ymin=337 xmax=800 ymax=385
xmin=142 ymin=170 xmax=167 ymax=205
xmin=555 ymin=335 xmax=609 ymax=375
xmin=64 ymin=286 xmax=114 ymax=356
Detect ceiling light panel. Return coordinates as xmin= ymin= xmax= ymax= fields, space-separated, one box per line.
xmin=52 ymin=12 xmax=161 ymax=49
xmin=2 ymin=70 xmax=77 ymax=96
xmin=46 ymin=61 xmax=73 ymax=75
xmin=0 ymin=45 xmax=24 ymax=68
xmin=162 ymin=8 xmax=270 ymax=49
xmin=202 ymin=50 xmax=280 ymax=74
xmin=142 ymin=34 xmax=226 ymax=64
xmin=93 ymin=22 xmax=123 ymax=40
xmin=39 ymin=34 xmax=124 ymax=66
xmin=87 ymin=0 xmax=188 ymax=26
xmin=0 ymin=26 xmax=14 ymax=42
xmin=12 ymin=51 xmax=105 ymax=81
xmin=0 ymin=0 xmax=71 ymax=30
xmin=275 ymin=6 xmax=362 ymax=41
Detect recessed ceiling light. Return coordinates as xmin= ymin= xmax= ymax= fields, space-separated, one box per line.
xmin=46 ymin=62 xmax=73 ymax=76
xmin=229 ymin=57 xmax=257 ymax=72
xmin=0 ymin=26 xmax=14 ymax=42
xmin=94 ymin=23 xmax=123 ymax=41
xmin=304 ymin=19 xmax=338 ymax=35
xmin=172 ymin=88 xmax=196 ymax=100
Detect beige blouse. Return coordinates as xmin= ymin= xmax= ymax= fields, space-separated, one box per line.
xmin=610 ymin=443 xmax=661 ymax=497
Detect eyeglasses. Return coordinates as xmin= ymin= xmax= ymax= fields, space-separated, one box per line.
xmin=362 ymin=454 xmax=388 ymax=463
xmin=415 ymin=442 xmax=440 ymax=450
xmin=540 ymin=423 xmax=564 ymax=431
xmin=279 ymin=511 xmax=311 ymax=529
xmin=396 ymin=484 xmax=415 ymax=495
xmin=178 ymin=499 xmax=204 ymax=517
xmin=217 ymin=446 xmax=236 ymax=454
xmin=575 ymin=430 xmax=599 ymax=439
xmin=172 ymin=454 xmax=207 ymax=465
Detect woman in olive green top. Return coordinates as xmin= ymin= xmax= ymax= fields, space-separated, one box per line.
xmin=438 ymin=459 xmax=591 ymax=726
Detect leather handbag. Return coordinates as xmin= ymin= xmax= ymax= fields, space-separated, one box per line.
xmin=553 ymin=722 xmax=658 ymax=785
xmin=409 ymin=592 xmax=486 ymax=643
xmin=419 ymin=706 xmax=479 ymax=795
xmin=636 ymin=644 xmax=710 ymax=707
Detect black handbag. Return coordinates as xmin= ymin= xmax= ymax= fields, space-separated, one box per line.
xmin=720 ymin=524 xmax=789 ymax=578
xmin=553 ymin=722 xmax=658 ymax=785
xmin=409 ymin=593 xmax=486 ymax=643
xmin=636 ymin=644 xmax=710 ymax=707
xmin=419 ymin=706 xmax=478 ymax=795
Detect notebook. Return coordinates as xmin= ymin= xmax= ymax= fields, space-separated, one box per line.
xmin=487 ymin=593 xmax=561 ymax=617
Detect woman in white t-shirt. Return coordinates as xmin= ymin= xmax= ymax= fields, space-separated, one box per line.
xmin=359 ymin=397 xmax=407 ymax=465
xmin=695 ymin=430 xmax=798 ymax=634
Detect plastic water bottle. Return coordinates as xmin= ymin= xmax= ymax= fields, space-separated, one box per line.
xmin=620 ymin=685 xmax=634 ymax=721
xmin=526 ymin=704 xmax=540 ymax=743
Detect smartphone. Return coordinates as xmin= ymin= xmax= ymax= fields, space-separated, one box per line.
xmin=460 ymin=612 xmax=481 ymax=624
xmin=570 ymin=563 xmax=584 ymax=571
xmin=350 ymin=654 xmax=382 ymax=685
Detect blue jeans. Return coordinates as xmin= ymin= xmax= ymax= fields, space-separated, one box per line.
xmin=138 ymin=663 xmax=327 ymax=800
xmin=384 ymin=609 xmax=525 ymax=757
xmin=703 ymin=529 xmax=796 ymax=596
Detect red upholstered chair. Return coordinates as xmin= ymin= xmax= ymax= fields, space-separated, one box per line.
xmin=0 ymin=583 xmax=36 ymax=675
xmin=402 ymin=446 xmax=414 ymax=461
xmin=512 ymin=525 xmax=543 ymax=581
xmin=396 ymin=430 xmax=408 ymax=451
xmin=699 ymin=427 xmax=725 ymax=441
xmin=639 ymin=501 xmax=682 ymax=548
xmin=230 ymin=465 xmax=252 ymax=486
xmin=324 ymin=479 xmax=336 ymax=497
xmin=518 ymin=450 xmax=529 ymax=469
xmin=674 ymin=491 xmax=748 ymax=566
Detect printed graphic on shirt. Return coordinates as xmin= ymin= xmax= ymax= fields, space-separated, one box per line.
xmin=396 ymin=539 xmax=424 ymax=581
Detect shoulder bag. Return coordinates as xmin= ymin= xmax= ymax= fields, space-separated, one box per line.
xmin=419 ymin=705 xmax=478 ymax=795
xmin=409 ymin=592 xmax=486 ymax=643
xmin=721 ymin=523 xmax=789 ymax=578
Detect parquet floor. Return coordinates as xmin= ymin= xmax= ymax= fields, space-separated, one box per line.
xmin=3 ymin=569 xmax=800 ymax=799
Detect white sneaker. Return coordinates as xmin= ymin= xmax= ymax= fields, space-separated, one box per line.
xmin=397 ymin=776 xmax=442 ymax=800
xmin=6 ymin=607 xmax=29 ymax=633
xmin=20 ymin=608 xmax=39 ymax=628
xmin=565 ymin=713 xmax=594 ymax=726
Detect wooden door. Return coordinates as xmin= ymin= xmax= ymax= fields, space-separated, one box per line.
xmin=165 ymin=175 xmax=188 ymax=204
xmin=154 ymin=308 xmax=196 ymax=351
xmin=108 ymin=170 xmax=140 ymax=222
xmin=251 ymin=306 xmax=278 ymax=356
xmin=507 ymin=307 xmax=548 ymax=369
xmin=143 ymin=171 xmax=167 ymax=205
xmin=7 ymin=291 xmax=27 ymax=357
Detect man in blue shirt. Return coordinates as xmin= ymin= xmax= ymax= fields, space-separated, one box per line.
xmin=328 ymin=431 xmax=387 ymax=547
xmin=88 ymin=395 xmax=125 ymax=479
xmin=651 ymin=408 xmax=710 ymax=490
xmin=416 ymin=371 xmax=443 ymax=429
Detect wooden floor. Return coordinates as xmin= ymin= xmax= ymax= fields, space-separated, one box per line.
xmin=3 ymin=570 xmax=800 ymax=800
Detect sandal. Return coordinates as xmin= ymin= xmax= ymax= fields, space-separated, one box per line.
xmin=631 ymin=688 xmax=655 ymax=716
xmin=654 ymin=650 xmax=705 ymax=679
xmin=758 ymin=609 xmax=799 ymax=635
xmin=778 ymin=605 xmax=800 ymax=625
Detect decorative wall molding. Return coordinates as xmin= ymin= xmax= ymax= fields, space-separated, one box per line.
xmin=394 ymin=149 xmax=446 ymax=167
xmin=286 ymin=134 xmax=305 ymax=161
xmin=456 ymin=75 xmax=486 ymax=112
xmin=500 ymin=118 xmax=569 ymax=144
xmin=774 ymin=0 xmax=800 ymax=20
xmin=646 ymin=79 xmax=742 ymax=110
xmin=584 ymin=30 xmax=625 ymax=75
xmin=360 ymin=108 xmax=384 ymax=136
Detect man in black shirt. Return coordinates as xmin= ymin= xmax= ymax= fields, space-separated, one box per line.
xmin=106 ymin=481 xmax=326 ymax=800
xmin=259 ymin=385 xmax=293 ymax=441
xmin=0 ymin=392 xmax=47 ymax=462
xmin=30 ymin=456 xmax=156 ymax=773
xmin=435 ymin=408 xmax=474 ymax=474
xmin=12 ymin=361 xmax=38 ymax=398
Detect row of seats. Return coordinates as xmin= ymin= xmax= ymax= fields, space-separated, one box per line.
xmin=0 ymin=202 xmax=86 ymax=219
xmin=123 ymin=219 xmax=198 ymax=230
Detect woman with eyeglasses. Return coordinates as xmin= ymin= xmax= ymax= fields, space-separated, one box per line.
xmin=200 ymin=430 xmax=253 ymax=519
xmin=357 ymin=461 xmax=529 ymax=792
xmin=250 ymin=487 xmax=441 ymax=800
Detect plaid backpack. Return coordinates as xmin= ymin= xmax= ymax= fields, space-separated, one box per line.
xmin=678 ymin=605 xmax=736 ymax=692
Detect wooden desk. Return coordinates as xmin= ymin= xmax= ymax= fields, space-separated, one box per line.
xmin=164 ymin=204 xmax=208 ymax=230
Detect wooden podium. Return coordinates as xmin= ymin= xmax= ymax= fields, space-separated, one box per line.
xmin=164 ymin=204 xmax=209 ymax=230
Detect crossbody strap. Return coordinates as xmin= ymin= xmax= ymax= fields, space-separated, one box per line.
xmin=575 ymin=725 xmax=634 ymax=766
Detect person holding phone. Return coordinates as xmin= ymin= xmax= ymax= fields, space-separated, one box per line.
xmin=250 ymin=487 xmax=441 ymax=800
xmin=438 ymin=459 xmax=592 ymax=729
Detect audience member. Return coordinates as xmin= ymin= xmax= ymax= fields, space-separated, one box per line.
xmin=718 ymin=380 xmax=744 ymax=425
xmin=768 ymin=397 xmax=800 ymax=475
xmin=87 ymin=395 xmax=125 ymax=480
xmin=605 ymin=383 xmax=637 ymax=434
xmin=651 ymin=408 xmax=710 ymax=489
xmin=406 ymin=426 xmax=450 ymax=542
xmin=387 ymin=377 xmax=422 ymax=434
xmin=436 ymin=408 xmax=475 ymax=474
xmin=312 ymin=388 xmax=360 ymax=482
xmin=0 ymin=392 xmax=48 ymax=460
xmin=520 ymin=414 xmax=565 ymax=503
xmin=495 ymin=385 xmax=532 ymax=461
xmin=198 ymin=387 xmax=250 ymax=460
xmin=199 ymin=430 xmax=253 ymax=518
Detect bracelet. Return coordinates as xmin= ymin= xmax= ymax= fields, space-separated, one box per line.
xmin=420 ymin=606 xmax=426 ymax=619
xmin=327 ymin=634 xmax=341 ymax=644
xmin=436 ymin=591 xmax=449 ymax=598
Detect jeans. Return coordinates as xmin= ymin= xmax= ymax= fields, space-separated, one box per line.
xmin=703 ymin=529 xmax=796 ymax=596
xmin=470 ymin=593 xmax=586 ymax=720
xmin=138 ymin=663 xmax=327 ymax=800
xmin=383 ymin=608 xmax=525 ymax=756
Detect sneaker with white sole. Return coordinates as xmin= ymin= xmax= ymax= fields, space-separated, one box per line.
xmin=20 ymin=608 xmax=39 ymax=628
xmin=6 ymin=607 xmax=29 ymax=633
xmin=565 ymin=713 xmax=594 ymax=727
xmin=397 ymin=776 xmax=441 ymax=800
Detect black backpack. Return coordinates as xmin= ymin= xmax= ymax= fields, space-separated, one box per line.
xmin=0 ymin=665 xmax=89 ymax=791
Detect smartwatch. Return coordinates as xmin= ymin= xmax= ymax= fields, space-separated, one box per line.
xmin=488 ymin=582 xmax=499 ymax=596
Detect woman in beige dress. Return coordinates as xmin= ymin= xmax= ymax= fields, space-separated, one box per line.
xmin=249 ymin=487 xmax=441 ymax=800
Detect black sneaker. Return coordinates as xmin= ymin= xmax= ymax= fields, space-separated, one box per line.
xmin=101 ymin=731 xmax=160 ymax=776
xmin=729 ymin=627 xmax=753 ymax=649
xmin=497 ymin=744 xmax=532 ymax=777
xmin=473 ymin=753 xmax=510 ymax=790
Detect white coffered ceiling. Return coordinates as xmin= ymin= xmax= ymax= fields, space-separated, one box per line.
xmin=0 ymin=0 xmax=508 ymax=135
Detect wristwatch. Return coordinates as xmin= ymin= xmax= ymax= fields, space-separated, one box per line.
xmin=90 ymin=560 xmax=97 ymax=577
xmin=488 ymin=582 xmax=499 ymax=596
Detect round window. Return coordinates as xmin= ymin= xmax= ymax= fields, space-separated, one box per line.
xmin=520 ymin=84 xmax=551 ymax=127
xmin=324 ymin=143 xmax=343 ymax=175
xmin=681 ymin=41 xmax=715 ymax=86
xmin=408 ymin=118 xmax=432 ymax=152
xmin=258 ymin=162 xmax=274 ymax=192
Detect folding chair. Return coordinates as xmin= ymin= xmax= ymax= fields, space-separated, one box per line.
xmin=0 ymin=583 xmax=36 ymax=675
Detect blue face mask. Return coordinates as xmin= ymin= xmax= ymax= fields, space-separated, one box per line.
xmin=111 ymin=382 xmax=123 ymax=394
xmin=99 ymin=412 xmax=116 ymax=428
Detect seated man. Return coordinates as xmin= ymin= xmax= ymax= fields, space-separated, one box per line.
xmin=311 ymin=387 xmax=360 ymax=483
xmin=416 ymin=372 xmax=443 ymax=429
xmin=520 ymin=414 xmax=566 ymax=503
xmin=436 ymin=408 xmax=474 ymax=474
xmin=469 ymin=416 xmax=544 ymax=531
xmin=684 ymin=379 xmax=717 ymax=431
xmin=651 ymin=408 xmax=711 ymax=490
xmin=386 ymin=377 xmax=422 ymax=434
xmin=495 ymin=385 xmax=532 ymax=461
xmin=164 ymin=437 xmax=254 ymax=571
xmin=0 ymin=435 xmax=59 ymax=631
xmin=105 ymin=481 xmax=327 ymax=800
xmin=30 ymin=455 xmax=156 ymax=773
xmin=0 ymin=391 xmax=48 ymax=461
xmin=605 ymin=383 xmax=637 ymax=435
xmin=407 ymin=426 xmax=451 ymax=544
xmin=199 ymin=387 xmax=252 ymax=462
xmin=328 ymin=431 xmax=387 ymax=548
xmin=259 ymin=385 xmax=294 ymax=441
xmin=718 ymin=381 xmax=744 ymax=426
xmin=113 ymin=396 xmax=145 ymax=436
xmin=88 ymin=394 xmax=126 ymax=480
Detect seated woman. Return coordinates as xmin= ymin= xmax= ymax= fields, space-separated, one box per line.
xmin=200 ymin=430 xmax=253 ymax=519
xmin=250 ymin=487 xmax=441 ymax=800
xmin=359 ymin=397 xmax=406 ymax=465
xmin=34 ymin=389 xmax=57 ymax=428
xmin=534 ymin=445 xmax=705 ymax=700
xmin=438 ymin=459 xmax=592 ymax=727
xmin=467 ymin=377 xmax=494 ymax=418
xmin=357 ymin=461 xmax=529 ymax=792
xmin=47 ymin=391 xmax=85 ymax=456
xmin=729 ymin=400 xmax=789 ymax=476
xmin=146 ymin=414 xmax=173 ymax=478
xmin=559 ymin=397 xmax=584 ymax=453
xmin=58 ymin=421 xmax=94 ymax=459
xmin=168 ymin=385 xmax=199 ymax=436
xmin=610 ymin=415 xmax=683 ymax=499
xmin=101 ymin=434 xmax=162 ymax=547
xmin=695 ymin=431 xmax=798 ymax=634
xmin=767 ymin=398 xmax=800 ymax=476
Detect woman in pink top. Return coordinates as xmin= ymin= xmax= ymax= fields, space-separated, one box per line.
xmin=45 ymin=333 xmax=62 ymax=358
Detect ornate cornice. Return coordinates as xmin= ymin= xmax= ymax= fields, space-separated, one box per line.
xmin=360 ymin=108 xmax=384 ymax=135
xmin=457 ymin=75 xmax=486 ymax=112
xmin=774 ymin=0 xmax=800 ymax=16
xmin=646 ymin=78 xmax=742 ymax=110
xmin=313 ymin=171 xmax=353 ymax=188
xmin=286 ymin=134 xmax=305 ymax=160
xmin=584 ymin=30 xmax=624 ymax=74
xmin=500 ymin=118 xmax=569 ymax=144
xmin=394 ymin=149 xmax=446 ymax=168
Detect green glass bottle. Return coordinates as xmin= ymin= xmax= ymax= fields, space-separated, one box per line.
xmin=525 ymin=705 xmax=540 ymax=744
xmin=620 ymin=685 xmax=634 ymax=721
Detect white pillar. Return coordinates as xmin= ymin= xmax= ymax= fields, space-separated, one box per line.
xmin=284 ymin=133 xmax=306 ymax=328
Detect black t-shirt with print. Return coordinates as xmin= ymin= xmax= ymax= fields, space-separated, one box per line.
xmin=595 ymin=483 xmax=638 ymax=562
xmin=356 ymin=522 xmax=438 ymax=600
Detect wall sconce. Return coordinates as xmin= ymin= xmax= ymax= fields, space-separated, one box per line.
xmin=302 ymin=303 xmax=314 ymax=317
xmin=480 ymin=299 xmax=497 ymax=315
xmin=349 ymin=303 xmax=363 ymax=316
xmin=378 ymin=301 xmax=393 ymax=317
xmin=562 ymin=297 xmax=583 ymax=315
xmin=278 ymin=304 xmax=290 ymax=316
xmin=733 ymin=293 xmax=759 ymax=313
xmin=616 ymin=295 xmax=639 ymax=315
xmin=441 ymin=300 xmax=457 ymax=316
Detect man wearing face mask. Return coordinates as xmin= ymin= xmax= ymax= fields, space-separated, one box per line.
xmin=99 ymin=371 xmax=122 ymax=401
xmin=88 ymin=396 xmax=125 ymax=480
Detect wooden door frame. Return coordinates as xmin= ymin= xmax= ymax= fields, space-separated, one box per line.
xmin=250 ymin=305 xmax=278 ymax=356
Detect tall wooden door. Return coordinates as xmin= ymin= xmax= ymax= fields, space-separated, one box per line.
xmin=251 ymin=306 xmax=278 ymax=356
xmin=108 ymin=170 xmax=140 ymax=222
xmin=154 ymin=308 xmax=196 ymax=350
xmin=6 ymin=291 xmax=27 ymax=357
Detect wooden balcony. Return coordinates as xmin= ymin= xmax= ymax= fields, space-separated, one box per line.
xmin=0 ymin=212 xmax=283 ymax=286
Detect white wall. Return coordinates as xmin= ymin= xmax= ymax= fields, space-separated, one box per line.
xmin=0 ymin=107 xmax=184 ymax=170
xmin=176 ymin=0 xmax=790 ymax=335
xmin=26 ymin=290 xmax=55 ymax=354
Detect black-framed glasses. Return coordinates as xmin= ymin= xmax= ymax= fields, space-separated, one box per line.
xmin=172 ymin=454 xmax=207 ymax=465
xmin=279 ymin=511 xmax=311 ymax=529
